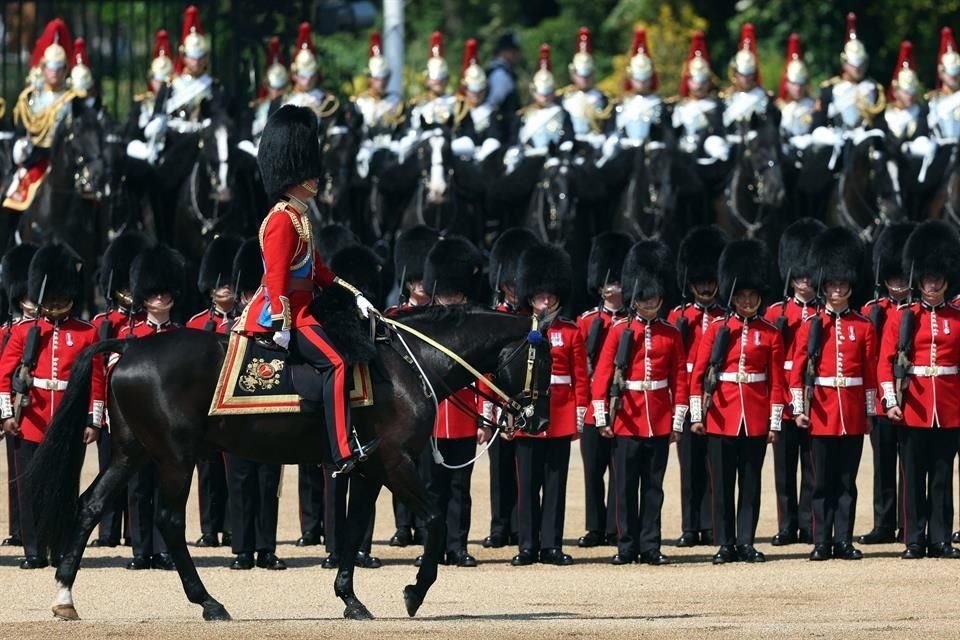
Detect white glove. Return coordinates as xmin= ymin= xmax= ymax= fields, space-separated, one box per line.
xmin=904 ymin=135 xmax=935 ymax=158
xmin=236 ymin=139 xmax=258 ymax=158
xmin=272 ymin=330 xmax=290 ymax=350
xmin=811 ymin=126 xmax=841 ymax=147
xmin=12 ymin=137 xmax=32 ymax=165
xmin=126 ymin=140 xmax=150 ymax=161
xmin=592 ymin=400 xmax=607 ymax=428
xmin=600 ymin=134 xmax=620 ymax=162
xmin=576 ymin=406 xmax=587 ymax=433
xmin=451 ymin=136 xmax=476 ymax=159
xmin=503 ymin=146 xmax=521 ymax=173
xmin=703 ymin=135 xmax=730 ymax=162
xmin=789 ymin=134 xmax=812 ymax=151
xmin=144 ymin=117 xmax=164 ymax=140
xmin=476 ymin=138 xmax=502 ymax=162
xmin=355 ymin=145 xmax=372 ymax=178
xmin=558 ymin=140 xmax=575 ymax=153
xmin=355 ymin=294 xmax=377 ymax=319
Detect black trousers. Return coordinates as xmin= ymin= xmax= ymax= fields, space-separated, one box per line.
xmin=225 ymin=454 xmax=281 ymax=554
xmin=426 ymin=438 xmax=476 ymax=552
xmin=809 ymin=435 xmax=864 ymax=545
xmin=96 ymin=429 xmax=127 ymax=543
xmin=869 ymin=416 xmax=900 ymax=533
xmin=197 ymin=452 xmax=230 ymax=536
xmin=677 ymin=419 xmax=712 ymax=534
xmin=773 ymin=419 xmax=814 ymax=534
xmin=611 ymin=435 xmax=670 ymax=556
xmin=128 ymin=462 xmax=168 ymax=557
xmin=6 ymin=439 xmax=20 ymax=539
xmin=297 ymin=463 xmax=325 ymax=538
xmin=515 ymin=437 xmax=571 ymax=552
xmin=293 ymin=326 xmax=353 ymax=466
xmin=708 ymin=434 xmax=767 ymax=546
xmin=487 ymin=435 xmax=518 ymax=539
xmin=12 ymin=438 xmax=39 ymax=557
xmin=394 ymin=446 xmax=432 ymax=531
xmin=898 ymin=426 xmax=959 ymax=546
xmin=579 ymin=424 xmax=616 ymax=535
xmin=323 ymin=464 xmax=376 ymax=556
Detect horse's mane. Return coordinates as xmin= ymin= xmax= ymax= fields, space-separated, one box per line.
xmin=392 ymin=303 xmax=474 ymax=328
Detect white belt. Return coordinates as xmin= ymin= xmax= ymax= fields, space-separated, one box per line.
xmin=625 ymin=379 xmax=669 ymax=391
xmin=908 ymin=365 xmax=960 ymax=377
xmin=783 ymin=360 xmax=794 ymax=371
xmin=814 ymin=376 xmax=863 ymax=388
xmin=551 ymin=374 xmax=572 ymax=385
xmin=718 ymin=372 xmax=768 ymax=384
xmin=32 ymin=377 xmax=68 ymax=391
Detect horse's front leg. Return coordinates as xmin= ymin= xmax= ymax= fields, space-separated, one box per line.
xmin=334 ymin=470 xmax=381 ymax=620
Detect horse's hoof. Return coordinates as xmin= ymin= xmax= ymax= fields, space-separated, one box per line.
xmin=202 ymin=602 xmax=232 ymax=621
xmin=403 ymin=585 xmax=423 ymax=618
xmin=51 ymin=604 xmax=80 ymax=621
xmin=343 ymin=603 xmax=374 ymax=621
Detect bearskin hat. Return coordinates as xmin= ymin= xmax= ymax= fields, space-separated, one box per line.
xmin=330 ymin=244 xmax=385 ymax=304
xmin=257 ymin=104 xmax=321 ymax=201
xmin=394 ymin=225 xmax=440 ymax=285
xmin=872 ymin=221 xmax=916 ymax=285
xmin=1 ymin=243 xmax=39 ymax=306
xmin=621 ymin=240 xmax=671 ymax=304
xmin=198 ymin=234 xmax=243 ymax=293
xmin=130 ymin=245 xmax=186 ymax=305
xmin=809 ymin=226 xmax=863 ymax=289
xmin=517 ymin=243 xmax=573 ymax=308
xmin=677 ymin=225 xmax=727 ymax=289
xmin=719 ymin=239 xmax=771 ymax=304
xmin=489 ymin=227 xmax=539 ymax=290
xmin=587 ymin=231 xmax=633 ymax=291
xmin=99 ymin=232 xmax=149 ymax=298
xmin=232 ymin=238 xmax=263 ymax=297
xmin=316 ymin=224 xmax=358 ymax=263
xmin=778 ymin=217 xmax=826 ymax=282
xmin=423 ymin=235 xmax=484 ymax=300
xmin=903 ymin=220 xmax=960 ymax=289
xmin=28 ymin=243 xmax=84 ymax=307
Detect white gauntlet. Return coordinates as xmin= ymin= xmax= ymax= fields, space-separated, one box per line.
xmin=576 ymin=406 xmax=587 ymax=433
xmin=592 ymin=400 xmax=607 ymax=428
xmin=769 ymin=404 xmax=784 ymax=432
xmin=672 ymin=405 xmax=689 ymax=433
xmin=865 ymin=389 xmax=877 ymax=417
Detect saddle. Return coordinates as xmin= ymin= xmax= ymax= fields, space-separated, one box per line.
xmin=3 ymin=158 xmax=50 ymax=211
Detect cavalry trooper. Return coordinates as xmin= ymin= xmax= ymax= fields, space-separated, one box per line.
xmin=3 ymin=19 xmax=77 ymax=211
xmin=560 ymin=26 xmax=611 ymax=146
xmin=187 ymin=235 xmax=243 ymax=549
xmin=667 ymin=225 xmax=727 ymax=548
xmin=690 ymin=239 xmax=786 ymax=565
xmin=68 ymin=38 xmax=98 ymax=110
xmin=417 ymin=235 xmax=488 ymax=568
xmin=878 ymin=220 xmax=960 ymax=560
xmin=225 ymin=238 xmax=287 ymax=571
xmin=591 ymin=240 xmax=688 ymax=566
xmin=237 ymin=37 xmax=290 ymax=158
xmin=283 ymin=22 xmax=343 ymax=133
xmin=90 ymin=232 xmax=149 ymax=548
xmin=775 ymin=34 xmax=820 ymax=218
xmin=453 ymin=38 xmax=508 ymax=149
xmin=406 ymin=32 xmax=458 ymax=136
xmin=722 ymin=24 xmax=778 ymax=139
xmin=121 ymin=244 xmax=186 ymax=571
xmin=0 ymin=243 xmax=38 ymax=549
xmin=124 ymin=29 xmax=175 ymax=164
xmin=789 ymin=227 xmax=877 ymax=562
xmin=763 ymin=217 xmax=825 ymax=546
xmin=511 ymin=243 xmax=588 ymax=567
xmin=858 ymin=222 xmax=915 ymax=545
xmin=352 ymin=31 xmax=404 ymax=180
xmin=0 ymin=243 xmax=106 ymax=569
xmin=236 ymin=104 xmax=379 ymax=476
xmin=575 ymin=232 xmax=632 ymax=549
xmin=927 ymin=27 xmax=960 ymax=144
xmin=610 ymin=28 xmax=666 ymax=147
xmin=482 ymin=227 xmax=538 ymax=550
xmin=671 ymin=31 xmax=726 ymax=165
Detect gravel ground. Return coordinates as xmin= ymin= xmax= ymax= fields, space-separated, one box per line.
xmin=1 ymin=439 xmax=959 ymax=639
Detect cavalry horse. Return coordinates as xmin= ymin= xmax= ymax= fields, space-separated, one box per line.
xmin=925 ymin=143 xmax=960 ymax=226
xmin=607 ymin=140 xmax=675 ymax=242
xmin=28 ymin=299 xmax=552 ymax=622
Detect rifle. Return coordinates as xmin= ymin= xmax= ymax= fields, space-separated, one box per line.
xmin=202 ymin=273 xmax=223 ymax=332
xmin=802 ymin=316 xmax=824 ymax=417
xmin=98 ymin=270 xmax=114 ymax=342
xmin=868 ymin=261 xmax=883 ymax=331
xmin=12 ymin=276 xmax=46 ymax=425
xmin=491 ymin=264 xmax=503 ymax=308
xmin=675 ymin=266 xmax=690 ymax=347
xmin=585 ymin=269 xmax=612 ymax=376
xmin=893 ymin=262 xmax=916 ymax=406
xmin=607 ymin=280 xmax=639 ymax=429
xmin=702 ymin=277 xmax=736 ymax=412
xmin=775 ymin=267 xmax=791 ymax=336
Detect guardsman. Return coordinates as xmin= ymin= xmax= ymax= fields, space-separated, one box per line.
xmin=722 ymin=24 xmax=778 ymax=136
xmin=927 ymin=27 xmax=960 ymax=143
xmin=187 ymin=234 xmax=243 ymax=548
xmin=0 ymin=244 xmax=106 ymax=569
xmin=0 ymin=243 xmax=38 ymax=549
xmin=591 ymin=240 xmax=688 ymax=566
xmin=690 ymin=239 xmax=785 ymax=564
xmin=90 ymin=232 xmax=149 ymax=548
xmin=668 ymin=225 xmax=727 ymax=548
xmin=878 ymin=220 xmax=960 ymax=559
xmin=511 ymin=244 xmax=588 ymax=567
xmin=858 ymin=222 xmax=915 ymax=545
xmin=764 ymin=217 xmax=825 ymax=545
xmin=790 ymin=227 xmax=876 ymax=562
xmin=225 ymin=238 xmax=287 ymax=571
xmin=121 ymin=244 xmax=185 ymax=571
xmin=575 ymin=232 xmax=631 ymax=548
xmin=561 ymin=27 xmax=611 ymax=145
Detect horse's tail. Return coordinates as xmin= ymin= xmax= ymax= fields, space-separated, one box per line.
xmin=27 ymin=338 xmax=130 ymax=555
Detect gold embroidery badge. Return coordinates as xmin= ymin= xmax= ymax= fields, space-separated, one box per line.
xmin=239 ymin=358 xmax=286 ymax=393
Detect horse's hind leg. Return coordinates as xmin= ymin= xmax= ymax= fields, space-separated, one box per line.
xmin=154 ymin=461 xmax=231 ymax=621
xmin=333 ymin=470 xmax=382 ymax=621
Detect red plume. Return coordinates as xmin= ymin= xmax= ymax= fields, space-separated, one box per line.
xmin=429 ymin=31 xmax=444 ymax=58
xmin=461 ymin=38 xmax=479 ymax=77
xmin=369 ymin=31 xmax=383 ymax=58
xmin=738 ymin=23 xmax=762 ymax=86
xmin=939 ymin=26 xmax=959 ymax=88
xmin=296 ymin=22 xmax=315 ymax=55
xmin=625 ymin=28 xmax=658 ymax=92
xmin=845 ymin=12 xmax=858 ymax=43
xmin=175 ymin=5 xmax=205 ymax=73
xmin=537 ymin=43 xmax=552 ymax=72
xmin=680 ymin=31 xmax=710 ymax=97
xmin=267 ymin=37 xmax=283 ymax=67
xmin=576 ymin=26 xmax=592 ymax=54
xmin=153 ymin=29 xmax=171 ymax=59
xmin=30 ymin=18 xmax=73 ymax=69
xmin=778 ymin=33 xmax=805 ymax=101
xmin=888 ymin=40 xmax=916 ymax=100
xmin=73 ymin=37 xmax=88 ymax=67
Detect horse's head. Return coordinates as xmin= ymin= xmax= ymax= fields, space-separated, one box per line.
xmin=491 ymin=313 xmax=554 ymax=435
xmin=318 ymin=123 xmax=357 ymax=212
xmin=533 ymin=146 xmax=577 ymax=244
xmin=55 ymin=102 xmax=109 ymax=200
xmin=743 ymin=124 xmax=785 ymax=208
xmin=626 ymin=141 xmax=674 ymax=240
xmin=195 ymin=119 xmax=232 ymax=202
xmin=860 ymin=136 xmax=902 ymax=222
xmin=416 ymin=130 xmax=452 ymax=206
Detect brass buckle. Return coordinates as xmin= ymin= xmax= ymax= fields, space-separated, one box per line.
xmin=736 ymin=372 xmax=749 ymax=383
xmin=835 ymin=377 xmax=847 ymax=388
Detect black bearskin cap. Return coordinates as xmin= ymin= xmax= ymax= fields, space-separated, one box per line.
xmin=316 ymin=224 xmax=358 ymax=263
xmin=28 ymin=243 xmax=83 ymax=306
xmin=489 ymin=227 xmax=539 ymax=290
xmin=517 ymin=243 xmax=574 ymax=308
xmin=257 ymin=105 xmax=322 ymax=201
xmin=621 ymin=240 xmax=671 ymax=304
xmin=331 ymin=244 xmax=385 ymax=304
xmin=873 ymin=221 xmax=916 ymax=285
xmin=719 ymin=239 xmax=771 ymax=303
xmin=130 ymin=245 xmax=186 ymax=305
xmin=778 ymin=217 xmax=826 ymax=281
xmin=99 ymin=232 xmax=149 ymax=297
xmin=809 ymin=227 xmax=864 ymax=289
xmin=903 ymin=220 xmax=960 ymax=289
xmin=587 ymin=231 xmax=633 ymax=291
xmin=423 ymin=235 xmax=484 ymax=300
xmin=394 ymin=225 xmax=440 ymax=284
xmin=1 ymin=243 xmax=39 ymax=306
xmin=198 ymin=234 xmax=243 ymax=293
xmin=232 ymin=238 xmax=264 ymax=297
xmin=677 ymin=225 xmax=727 ymax=288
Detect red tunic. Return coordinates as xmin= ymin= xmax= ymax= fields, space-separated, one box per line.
xmin=236 ymin=200 xmax=335 ymax=335
xmin=0 ymin=317 xmax=106 ymax=443
xmin=118 ymin=319 xmax=181 ymax=340
xmin=667 ymin=302 xmax=725 ymax=374
xmin=577 ymin=305 xmax=626 ymax=425
xmin=186 ymin=308 xmax=234 ymax=334
xmin=688 ymin=315 xmax=786 ymax=437
xmin=788 ymin=309 xmax=878 ymax=437
xmin=517 ymin=318 xmax=589 ymax=439
xmin=92 ymin=307 xmax=146 ymax=340
xmin=877 ymin=302 xmax=960 ymax=429
xmin=591 ymin=317 xmax=689 ymax=438
xmin=435 ymin=386 xmax=481 ymax=439
xmin=764 ymin=296 xmax=819 ymax=418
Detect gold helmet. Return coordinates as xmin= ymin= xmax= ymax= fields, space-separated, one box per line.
xmin=31 ymin=19 xmax=72 ymax=72
xmin=179 ymin=5 xmax=208 ymax=61
xmin=569 ymin=26 xmax=594 ymax=77
xmin=841 ymin=12 xmax=868 ymax=68
xmin=628 ymin=28 xmax=655 ymax=85
xmin=69 ymin=37 xmax=93 ymax=91
xmin=939 ymin=27 xmax=960 ymax=79
xmin=291 ymin=22 xmax=318 ymax=79
xmin=367 ymin=31 xmax=389 ymax=79
xmin=531 ymin=44 xmax=555 ymax=96
xmin=150 ymin=30 xmax=174 ymax=82
xmin=460 ymin=38 xmax=486 ymax=93
xmin=426 ymin=32 xmax=448 ymax=82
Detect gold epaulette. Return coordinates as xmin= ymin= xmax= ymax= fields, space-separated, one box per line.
xmin=453 ymin=95 xmax=470 ymax=126
xmin=408 ymin=93 xmax=428 ymax=107
xmin=819 ymin=76 xmax=840 ymax=89
xmin=0 ymin=97 xmax=5 ymax=121
xmin=718 ymin=86 xmax=733 ymax=99
xmin=663 ymin=95 xmax=681 ymax=105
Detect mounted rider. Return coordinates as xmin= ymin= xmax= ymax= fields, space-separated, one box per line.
xmin=927 ymin=27 xmax=960 ymax=144
xmin=237 ymin=37 xmax=290 ymax=158
xmin=236 ymin=104 xmax=379 ymax=475
xmin=560 ymin=27 xmax=612 ymax=150
xmin=721 ymin=24 xmax=779 ymax=150
xmin=351 ymin=31 xmax=405 ymax=184
xmin=776 ymin=34 xmax=816 ymax=160
xmin=282 ymin=22 xmax=344 ymax=134
xmin=452 ymin=38 xmax=508 ymax=151
xmin=610 ymin=29 xmax=667 ymax=149
xmin=124 ymin=29 xmax=175 ymax=161
xmin=405 ymin=32 xmax=458 ymax=137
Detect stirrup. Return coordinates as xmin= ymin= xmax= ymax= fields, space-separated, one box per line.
xmin=352 ymin=430 xmax=380 ymax=462
xmin=331 ymin=458 xmax=357 ymax=478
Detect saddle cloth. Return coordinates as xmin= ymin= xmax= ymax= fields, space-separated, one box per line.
xmin=3 ymin=159 xmax=50 ymax=211
xmin=209 ymin=331 xmax=374 ymax=416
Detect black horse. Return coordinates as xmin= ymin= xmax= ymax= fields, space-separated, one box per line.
xmin=28 ymin=302 xmax=551 ymax=622
xmin=313 ymin=119 xmax=361 ymax=230
xmin=925 ymin=144 xmax=960 ymax=225
xmin=607 ymin=141 xmax=675 ymax=242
